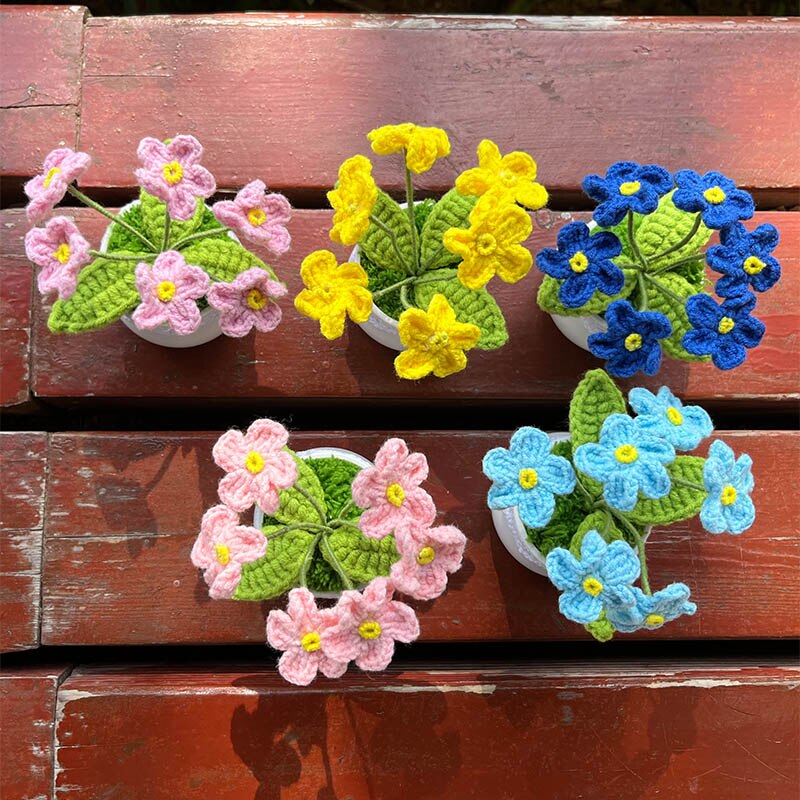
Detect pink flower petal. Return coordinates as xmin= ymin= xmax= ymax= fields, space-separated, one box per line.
xmin=266 ymin=608 xmax=299 ymax=651
xmin=236 ymin=179 xmax=267 ymax=209
xmin=212 ymin=429 xmax=247 ymax=472
xmin=226 ymin=525 xmax=268 ymax=565
xmin=319 ymin=655 xmax=349 ymax=679
xmin=218 ymin=469 xmax=256 ymax=512
xmin=211 ymin=201 xmax=242 ymax=230
xmin=252 ymin=303 xmax=282 ymax=334
xmin=137 ymin=137 xmax=171 ymax=168
xmin=277 ymin=647 xmax=319 ymax=686
xmin=320 ymin=624 xmax=361 ymax=664
xmin=354 ymin=635 xmax=395 ymax=671
xmin=167 ymin=134 xmax=204 ymax=167
xmin=374 ymin=438 xmax=410 ymax=472
xmin=244 ymin=419 xmax=290 ymax=455
xmin=362 ymin=577 xmax=393 ymax=607
xmin=208 ymin=563 xmax=242 ymax=599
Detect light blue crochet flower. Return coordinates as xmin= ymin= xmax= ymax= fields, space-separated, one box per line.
xmin=545 ymin=530 xmax=640 ymax=624
xmin=629 ymin=386 xmax=713 ymax=451
xmin=606 ymin=584 xmax=697 ymax=633
xmin=573 ymin=414 xmax=675 ymax=512
xmin=700 ymin=440 xmax=755 ymax=534
xmin=483 ymin=427 xmax=576 ymax=529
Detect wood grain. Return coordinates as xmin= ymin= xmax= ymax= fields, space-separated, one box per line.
xmin=76 ymin=16 xmax=800 ymax=197
xmin=1 ymin=207 xmax=791 ymax=405
xmin=53 ymin=661 xmax=800 ymax=800
xmin=41 ymin=429 xmax=800 ymax=645
xmin=1 ymin=431 xmax=46 ymax=651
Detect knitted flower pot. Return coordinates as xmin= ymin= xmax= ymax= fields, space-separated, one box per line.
xmin=191 ymin=419 xmax=467 ymax=685
xmin=483 ymin=369 xmax=757 ymax=640
xmin=535 ymin=163 xmax=782 ymax=377
xmin=295 ymin=124 xmax=549 ymax=379
xmin=24 ymin=136 xmax=292 ymax=348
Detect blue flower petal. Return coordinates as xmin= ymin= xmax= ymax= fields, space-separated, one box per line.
xmin=536 ymin=455 xmax=576 ymax=494
xmin=517 ymin=487 xmax=556 ymax=529
xmin=599 ymin=540 xmax=641 ymax=585
xmin=559 ymin=586 xmax=604 ymax=624
xmin=545 ymin=548 xmax=583 ymax=590
xmin=604 ymin=472 xmax=639 ymax=511
xmin=509 ymin=426 xmax=551 ymax=462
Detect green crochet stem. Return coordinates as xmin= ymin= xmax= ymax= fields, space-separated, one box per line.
xmin=298 ymin=533 xmax=323 ymax=587
xmin=320 ymin=533 xmax=355 ymax=590
xmin=171 ymin=225 xmax=230 ymax=249
xmin=89 ymin=250 xmax=145 ymax=261
xmin=371 ymin=270 xmax=458 ymax=300
xmin=368 ymin=214 xmax=411 ymax=274
xmin=607 ymin=507 xmax=652 ymax=595
xmin=399 ymin=283 xmax=412 ymax=310
xmin=671 ymin=477 xmax=706 ymax=492
xmin=627 ymin=211 xmax=647 ymax=269
xmin=650 ymin=213 xmax=702 ymax=264
xmin=162 ymin=214 xmax=171 ymax=251
xmin=636 ymin=271 xmax=648 ymax=311
xmin=67 ymin=186 xmax=156 ymax=251
xmin=651 ymin=253 xmax=705 ymax=276
xmin=265 ymin=522 xmax=329 ymax=539
xmin=294 ymin=484 xmax=328 ymax=524
xmin=403 ymin=157 xmax=421 ymax=273
xmin=643 ymin=272 xmax=687 ymax=304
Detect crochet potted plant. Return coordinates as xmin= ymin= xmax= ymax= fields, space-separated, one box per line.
xmin=483 ymin=369 xmax=756 ymax=639
xmin=24 ymin=136 xmax=292 ymax=348
xmin=190 ymin=418 xmax=467 ymax=684
xmin=294 ymin=123 xmax=548 ymax=379
xmin=534 ymin=162 xmax=782 ymax=376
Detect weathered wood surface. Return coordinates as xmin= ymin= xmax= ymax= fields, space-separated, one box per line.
xmin=0 ymin=6 xmax=84 ymax=176
xmin=0 ymin=207 xmax=790 ymax=405
xmin=53 ymin=661 xmax=800 ymax=800
xmin=41 ymin=429 xmax=800 ymax=645
xmin=0 ymin=665 xmax=70 ymax=800
xmin=76 ymin=15 xmax=800 ymax=198
xmin=1 ymin=431 xmax=46 ymax=651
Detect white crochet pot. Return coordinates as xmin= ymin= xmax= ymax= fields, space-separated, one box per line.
xmin=253 ymin=446 xmax=373 ymax=600
xmin=101 ymin=199 xmax=227 ymax=349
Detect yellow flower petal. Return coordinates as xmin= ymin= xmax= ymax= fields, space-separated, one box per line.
xmin=328 ymin=155 xmax=377 ymax=246
xmin=319 ymin=306 xmax=348 ymax=340
xmin=501 ymin=151 xmax=537 ymax=181
xmin=494 ymin=203 xmax=533 ymax=243
xmin=346 ymin=286 xmax=374 ymax=323
xmin=398 ymin=306 xmax=435 ymax=348
xmin=431 ymin=346 xmax=468 ymax=378
xmin=394 ymin=347 xmax=436 ymax=380
xmin=447 ymin=319 xmax=482 ymax=350
xmin=477 ymin=139 xmax=503 ymax=172
xmin=335 ymin=262 xmax=370 ymax=288
xmin=425 ymin=293 xmax=457 ymax=329
xmin=494 ymin=244 xmax=533 ymax=284
xmin=405 ymin=127 xmax=451 ymax=174
xmin=515 ymin=181 xmax=548 ymax=211
xmin=442 ymin=227 xmax=475 ymax=260
xmin=457 ymin=257 xmax=496 ymax=290
xmin=368 ymin=123 xmax=415 ymax=155
xmin=299 ymin=250 xmax=339 ymax=288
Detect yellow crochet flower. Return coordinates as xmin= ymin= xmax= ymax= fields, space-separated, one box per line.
xmin=327 ymin=155 xmax=378 ymax=246
xmin=368 ymin=123 xmax=451 ymax=174
xmin=294 ymin=250 xmax=373 ymax=340
xmin=442 ymin=196 xmax=533 ymax=290
xmin=395 ymin=294 xmax=481 ymax=380
xmin=456 ymin=139 xmax=548 ymax=210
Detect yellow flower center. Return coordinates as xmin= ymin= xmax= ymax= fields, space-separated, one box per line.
xmin=569 ymin=251 xmax=589 ymax=273
xmin=247 ymin=208 xmax=267 ymax=226
xmin=721 ymin=485 xmax=738 ymax=505
xmin=619 ymin=180 xmax=641 ymax=196
xmin=214 ymin=543 xmax=230 ymax=566
xmin=743 ymin=256 xmax=766 ymax=275
xmin=645 ymin=614 xmax=664 ymax=627
xmin=499 ymin=169 xmax=516 ymax=187
xmin=666 ymin=406 xmax=683 ymax=426
xmin=416 ymin=546 xmax=435 ymax=565
xmin=703 ymin=186 xmax=726 ymax=204
xmin=385 ymin=482 xmax=405 ymax=507
xmin=43 ymin=167 xmax=61 ymax=188
xmin=518 ymin=468 xmax=539 ymax=489
xmin=245 ymin=451 xmax=265 ymax=474
xmin=615 ymin=444 xmax=639 ymax=464
xmin=358 ymin=621 xmax=382 ymax=640
xmin=718 ymin=316 xmax=735 ymax=334
xmin=156 ymin=280 xmax=176 ymax=302
xmin=162 ymin=160 xmax=183 ymax=185
xmin=425 ymin=331 xmax=450 ymax=351
xmin=583 ymin=577 xmax=603 ymax=597
xmin=246 ymin=288 xmax=268 ymax=310
xmin=624 ymin=333 xmax=643 ymax=351
xmin=476 ymin=233 xmax=497 ymax=256
xmin=301 ymin=632 xmax=321 ymax=652
xmin=53 ymin=243 xmax=71 ymax=264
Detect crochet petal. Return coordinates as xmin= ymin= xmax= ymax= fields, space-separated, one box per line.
xmin=536 ymin=455 xmax=576 ymax=495
xmin=559 ymin=587 xmax=603 ymax=625
xmin=600 ymin=540 xmax=641 ymax=585
xmin=277 ymin=647 xmax=319 ymax=686
xmin=573 ymin=442 xmax=615 ymax=482
xmin=266 ymin=609 xmax=299 ymax=650
xmin=545 ymin=548 xmax=583 ymax=590
xmin=509 ymin=426 xmax=551 ymax=462
xmin=604 ymin=472 xmax=639 ymax=512
xmin=236 ymin=179 xmax=267 ymax=208
xmin=700 ymin=496 xmax=727 ymax=534
xmin=355 ymin=635 xmax=395 ymax=671
xmin=517 ymin=488 xmax=555 ymax=529
xmin=379 ymin=601 xmax=420 ymax=641
xmin=628 ymin=387 xmax=659 ymax=416
xmin=218 ymin=469 xmax=255 ymax=513
xmin=212 ymin=429 xmax=247 ymax=473
xmin=487 ymin=484 xmax=521 ymax=509
xmin=319 ymin=655 xmax=349 ymax=679
xmin=579 ymin=530 xmax=608 ymax=567
xmin=724 ymin=494 xmax=755 ymax=534
xmin=208 ymin=564 xmax=242 ymax=599
xmin=482 ymin=447 xmax=519 ymax=482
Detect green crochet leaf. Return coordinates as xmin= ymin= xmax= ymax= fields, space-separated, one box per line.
xmin=179 ymin=237 xmax=267 ymax=283
xmin=623 ymin=456 xmax=706 ymax=526
xmin=272 ymin=453 xmax=327 ymax=525
xmin=585 ymin=610 xmax=616 ymax=642
xmin=569 ymin=369 xmax=626 ymax=449
xmin=414 ymin=269 xmax=508 ymax=351
xmin=320 ymin=525 xmax=400 ymax=584
xmin=568 ymin=510 xmax=624 ymax=558
xmin=419 ymin=188 xmax=478 ymax=271
xmin=105 ymin=203 xmax=154 ymax=252
xmin=537 ymin=269 xmax=637 ymax=317
xmin=234 ymin=526 xmax=316 ymax=601
xmin=645 ymin=272 xmax=710 ymax=362
xmin=360 ymin=189 xmax=415 ymax=274
xmin=638 ymin=191 xmax=712 ymax=264
xmin=594 ymin=213 xmax=644 ymax=265
xmin=139 ymin=189 xmax=205 ymax=248
xmin=47 ymin=254 xmax=143 ymax=333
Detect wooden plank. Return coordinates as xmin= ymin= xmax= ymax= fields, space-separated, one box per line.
xmin=53 ymin=661 xmax=800 ymax=800
xmin=0 ymin=5 xmax=85 ymax=176
xmin=41 ymin=429 xmax=800 ymax=646
xmin=17 ymin=208 xmax=798 ymax=405
xmin=1 ymin=431 xmax=46 ymax=651
xmin=1 ymin=665 xmax=70 ymax=800
xmin=77 ymin=16 xmax=800 ymax=196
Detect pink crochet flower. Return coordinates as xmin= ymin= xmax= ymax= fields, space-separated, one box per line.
xmin=266 ymin=588 xmax=348 ymax=686
xmin=24 ymin=148 xmax=91 ymax=224
xmin=24 ymin=216 xmax=90 ymax=300
xmin=207 ymin=267 xmax=287 ymax=337
xmin=134 ymin=135 xmax=216 ymax=221
xmin=131 ymin=250 xmax=210 ymax=335
xmin=390 ymin=523 xmax=466 ymax=601
xmin=322 ymin=578 xmax=419 ymax=671
xmin=212 ymin=418 xmax=298 ymax=514
xmin=190 ymin=504 xmax=267 ymax=599
xmin=212 ymin=180 xmax=292 ymax=255
xmin=352 ymin=438 xmax=436 ymax=539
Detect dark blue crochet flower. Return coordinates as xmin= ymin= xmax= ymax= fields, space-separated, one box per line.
xmin=582 ymin=161 xmax=673 ymax=227
xmin=682 ymin=293 xmax=765 ymax=370
xmin=707 ymin=222 xmax=781 ymax=298
xmin=672 ymin=170 xmax=754 ymax=229
xmin=588 ymin=300 xmax=672 ymax=378
xmin=535 ymin=221 xmax=624 ymax=308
